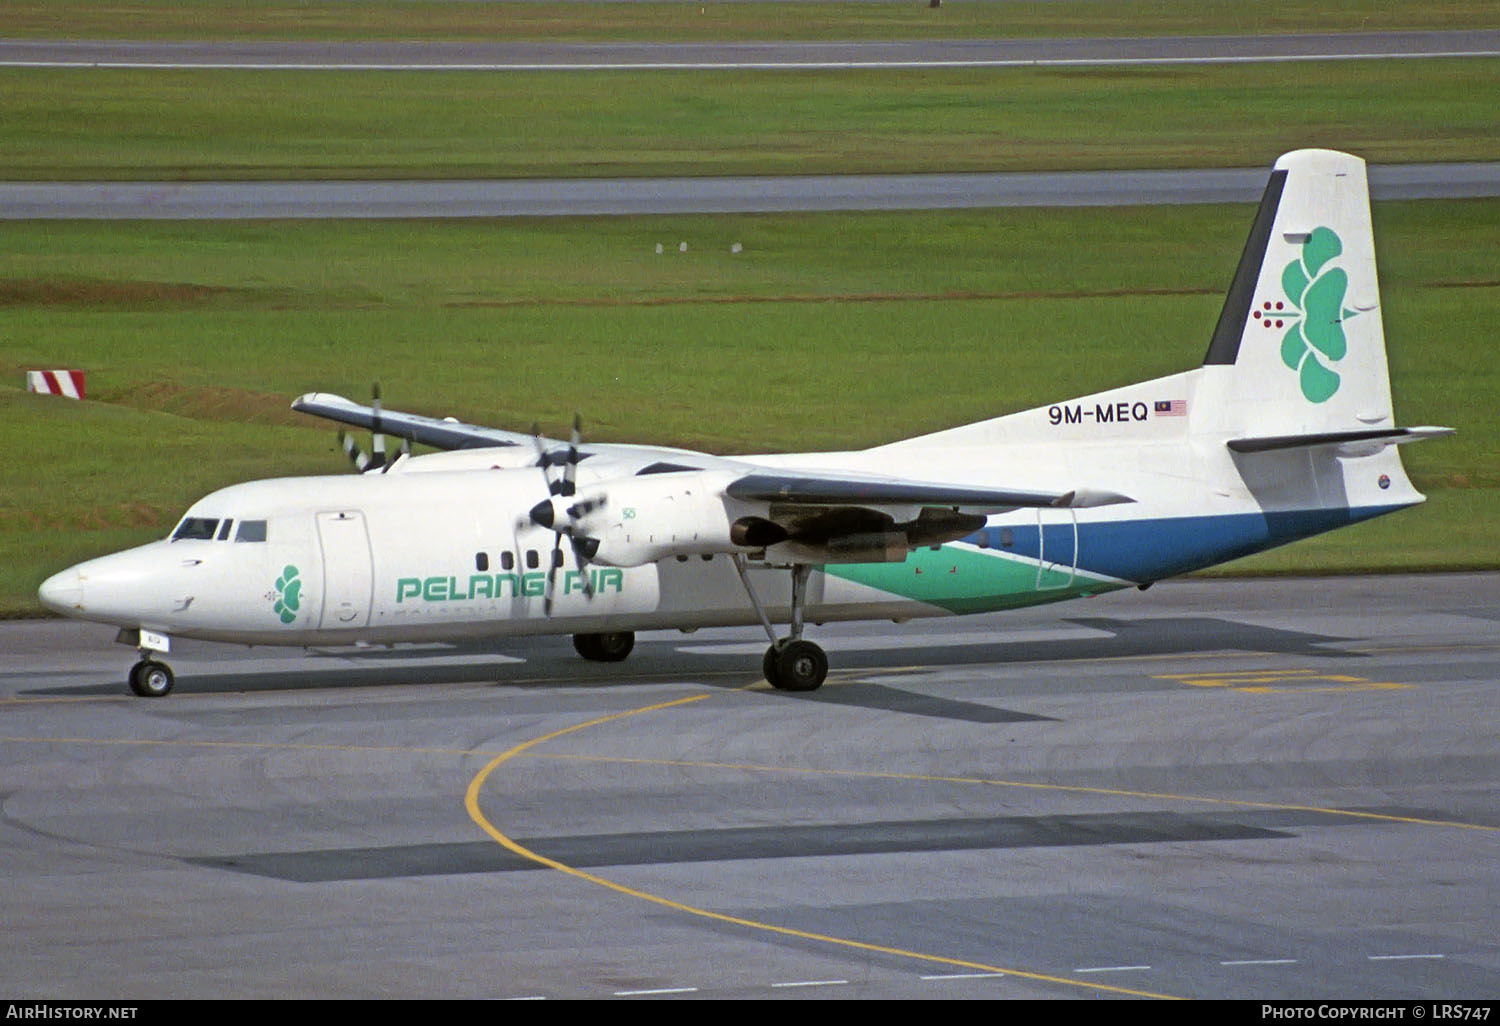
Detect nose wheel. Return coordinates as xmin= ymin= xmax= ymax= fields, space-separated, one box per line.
xmin=128 ymin=659 xmax=175 ymax=698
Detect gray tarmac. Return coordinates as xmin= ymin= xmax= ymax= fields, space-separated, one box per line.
xmin=3 ymin=572 xmax=1496 ymax=999
xmin=5 ymin=163 xmax=1498 ymax=219
xmin=5 ymin=30 xmax=1500 ymax=69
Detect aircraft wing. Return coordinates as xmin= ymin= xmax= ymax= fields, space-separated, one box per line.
xmin=292 ymin=392 xmax=537 ymax=450
xmin=724 ymin=471 xmax=1133 ymax=512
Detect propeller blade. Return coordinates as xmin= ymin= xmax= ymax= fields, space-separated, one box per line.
xmin=369 ymin=382 xmax=386 ymax=472
xmin=338 ymin=430 xmax=373 ymax=473
xmin=527 ymin=413 xmax=604 ymax=615
xmin=569 ymin=536 xmax=599 ymax=598
xmin=529 ymin=422 xmax=547 ymax=465
xmin=567 ymin=496 xmax=606 ymax=520
xmin=543 ymin=533 xmax=565 ymax=616
xmin=561 ymin=413 xmax=582 ymax=497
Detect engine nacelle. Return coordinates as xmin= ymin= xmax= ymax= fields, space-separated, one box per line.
xmin=588 ymin=472 xmax=741 ymax=567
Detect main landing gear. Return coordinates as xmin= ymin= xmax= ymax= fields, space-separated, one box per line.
xmin=573 ymin=631 xmax=635 ymax=662
xmin=128 ymin=658 xmax=175 ymax=698
xmin=734 ymin=557 xmax=829 ymax=692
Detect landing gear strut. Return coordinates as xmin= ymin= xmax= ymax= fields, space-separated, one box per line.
xmin=735 ymin=557 xmax=829 ymax=692
xmin=128 ymin=659 xmax=175 ymax=698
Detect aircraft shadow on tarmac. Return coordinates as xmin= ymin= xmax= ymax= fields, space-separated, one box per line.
xmin=33 ymin=615 xmax=1359 ymax=711
xmin=194 ymin=807 xmax=1361 ymax=883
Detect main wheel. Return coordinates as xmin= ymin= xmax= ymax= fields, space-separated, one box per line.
xmin=773 ymin=639 xmax=828 ymax=692
xmin=572 ymin=631 xmax=635 ymax=663
xmin=128 ymin=659 xmax=175 ymax=698
xmin=762 ymin=644 xmax=784 ymax=689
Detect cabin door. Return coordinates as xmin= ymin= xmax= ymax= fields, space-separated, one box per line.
xmin=317 ymin=510 xmax=373 ymax=629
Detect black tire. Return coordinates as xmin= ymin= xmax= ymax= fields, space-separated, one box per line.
xmin=762 ymin=644 xmax=784 ymax=689
xmin=774 ymin=640 xmax=828 ymax=692
xmin=572 ymin=631 xmax=635 ymax=663
xmin=128 ymin=659 xmax=174 ymax=698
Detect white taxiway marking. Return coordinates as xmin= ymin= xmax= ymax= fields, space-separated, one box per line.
xmin=920 ymin=972 xmax=1006 ymax=981
xmin=1367 ymin=953 xmax=1446 ymax=961
xmin=1220 ymin=959 xmax=1298 ymax=966
xmin=614 ymin=987 xmax=699 ymax=996
xmin=1074 ymin=965 xmax=1152 ymax=974
xmin=771 ymin=979 xmax=849 ymax=989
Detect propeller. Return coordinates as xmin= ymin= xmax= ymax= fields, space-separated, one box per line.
xmin=337 ymin=382 xmax=409 ymax=474
xmin=520 ymin=415 xmax=607 ymax=615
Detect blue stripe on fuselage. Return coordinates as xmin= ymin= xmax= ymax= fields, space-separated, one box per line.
xmin=977 ymin=504 xmax=1413 ymax=583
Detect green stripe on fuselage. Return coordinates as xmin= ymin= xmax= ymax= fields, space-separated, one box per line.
xmin=825 ymin=545 xmax=1124 ymax=615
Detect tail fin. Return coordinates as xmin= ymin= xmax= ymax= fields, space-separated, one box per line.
xmin=1196 ymin=149 xmax=1449 ymax=511
xmin=1198 ymin=149 xmax=1395 ymax=436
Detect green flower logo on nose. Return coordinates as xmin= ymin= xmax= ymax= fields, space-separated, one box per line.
xmin=273 ymin=565 xmax=302 ymax=624
xmin=1256 ymin=227 xmax=1357 ymax=403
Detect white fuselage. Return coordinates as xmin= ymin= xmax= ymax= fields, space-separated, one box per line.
xmin=37 ymin=372 xmax=1425 ymax=650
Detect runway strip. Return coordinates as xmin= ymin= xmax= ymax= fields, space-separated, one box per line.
xmin=4 ymin=162 xmax=1498 ymax=218
xmin=5 ymin=30 xmax=1500 ymax=69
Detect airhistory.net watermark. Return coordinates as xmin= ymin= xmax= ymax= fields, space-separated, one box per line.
xmin=5 ymin=1007 xmax=137 ymax=1020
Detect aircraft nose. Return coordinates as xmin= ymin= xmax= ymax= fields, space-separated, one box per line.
xmin=38 ymin=568 xmax=84 ymax=614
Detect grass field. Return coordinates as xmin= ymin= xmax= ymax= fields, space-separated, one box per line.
xmin=3 ymin=0 xmax=1497 ymax=42
xmin=5 ymin=59 xmax=1500 ymax=180
xmin=3 ymin=201 xmax=1496 ymax=614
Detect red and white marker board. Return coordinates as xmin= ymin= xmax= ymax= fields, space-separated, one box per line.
xmin=25 ymin=370 xmax=86 ymax=400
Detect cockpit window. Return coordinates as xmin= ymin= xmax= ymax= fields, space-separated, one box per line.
xmin=235 ymin=520 xmax=267 ymax=543
xmin=216 ymin=518 xmax=234 ymax=541
xmin=171 ymin=517 xmax=220 ymax=541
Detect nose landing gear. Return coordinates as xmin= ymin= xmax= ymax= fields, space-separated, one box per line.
xmin=118 ymin=629 xmax=175 ymax=697
xmin=128 ymin=659 xmax=175 ymax=698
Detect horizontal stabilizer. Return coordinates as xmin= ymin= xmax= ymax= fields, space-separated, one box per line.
xmin=726 ymin=472 xmax=1133 ymax=510
xmin=1227 ymin=426 xmax=1453 ymax=454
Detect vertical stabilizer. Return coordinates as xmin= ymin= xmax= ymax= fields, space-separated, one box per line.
xmin=1195 ymin=149 xmax=1394 ymax=438
xmin=1190 ymin=149 xmax=1450 ymax=521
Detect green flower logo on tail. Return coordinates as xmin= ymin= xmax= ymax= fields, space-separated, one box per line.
xmin=1256 ymin=226 xmax=1358 ymax=403
xmin=273 ymin=565 xmax=302 ymax=624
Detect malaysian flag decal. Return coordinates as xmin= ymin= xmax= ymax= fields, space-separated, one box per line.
xmin=1154 ymin=399 xmax=1186 ymax=417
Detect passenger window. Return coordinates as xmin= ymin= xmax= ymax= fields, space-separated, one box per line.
xmin=235 ymin=520 xmax=268 ymax=542
xmin=525 ymin=550 xmax=539 ymax=570
xmin=500 ymin=551 xmax=514 ymax=571
xmin=171 ymin=517 xmax=219 ymax=541
xmin=476 ymin=552 xmax=489 ymax=572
